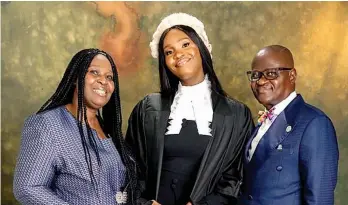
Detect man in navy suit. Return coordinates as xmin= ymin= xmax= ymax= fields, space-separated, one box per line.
xmin=239 ymin=45 xmax=339 ymax=205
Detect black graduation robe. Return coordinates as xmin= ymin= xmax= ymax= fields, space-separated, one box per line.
xmin=125 ymin=91 xmax=254 ymax=205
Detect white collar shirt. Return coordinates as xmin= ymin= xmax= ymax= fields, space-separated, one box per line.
xmin=248 ymin=91 xmax=297 ymax=161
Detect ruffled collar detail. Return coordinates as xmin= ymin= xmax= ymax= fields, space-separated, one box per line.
xmin=166 ymin=75 xmax=213 ymax=136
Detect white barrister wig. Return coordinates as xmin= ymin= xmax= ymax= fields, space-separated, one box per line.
xmin=149 ymin=13 xmax=212 ymax=59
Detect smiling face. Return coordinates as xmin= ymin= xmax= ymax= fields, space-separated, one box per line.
xmin=83 ymin=54 xmax=115 ymax=110
xmin=251 ymin=47 xmax=297 ymax=110
xmin=163 ymin=28 xmax=204 ymax=86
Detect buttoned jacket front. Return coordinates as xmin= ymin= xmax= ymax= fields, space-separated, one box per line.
xmin=239 ymin=95 xmax=339 ymax=205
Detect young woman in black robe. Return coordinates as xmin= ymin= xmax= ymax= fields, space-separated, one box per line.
xmin=126 ymin=13 xmax=254 ymax=205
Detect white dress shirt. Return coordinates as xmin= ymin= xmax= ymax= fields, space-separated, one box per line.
xmin=248 ymin=91 xmax=297 ymax=160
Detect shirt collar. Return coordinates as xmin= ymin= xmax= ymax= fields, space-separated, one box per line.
xmin=270 ymin=91 xmax=297 ymax=115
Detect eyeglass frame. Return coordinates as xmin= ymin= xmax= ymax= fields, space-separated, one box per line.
xmin=246 ymin=67 xmax=293 ymax=82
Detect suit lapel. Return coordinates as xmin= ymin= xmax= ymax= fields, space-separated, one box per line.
xmin=247 ymin=95 xmax=304 ymax=169
xmin=266 ymin=112 xmax=289 ymax=149
xmin=244 ymin=125 xmax=261 ymax=164
xmin=249 ymin=112 xmax=288 ymax=168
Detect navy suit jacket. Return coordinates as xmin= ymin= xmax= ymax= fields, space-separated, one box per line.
xmin=239 ymin=95 xmax=339 ymax=205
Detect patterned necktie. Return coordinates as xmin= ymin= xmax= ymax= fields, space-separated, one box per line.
xmin=257 ymin=107 xmax=275 ymax=125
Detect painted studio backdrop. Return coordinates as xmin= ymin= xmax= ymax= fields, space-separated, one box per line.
xmin=1 ymin=2 xmax=348 ymax=204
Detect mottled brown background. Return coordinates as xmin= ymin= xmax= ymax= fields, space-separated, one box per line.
xmin=1 ymin=2 xmax=347 ymax=204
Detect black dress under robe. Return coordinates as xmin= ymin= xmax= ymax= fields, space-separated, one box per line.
xmin=157 ymin=119 xmax=210 ymax=205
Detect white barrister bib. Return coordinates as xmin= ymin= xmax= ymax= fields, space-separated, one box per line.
xmin=166 ymin=75 xmax=213 ymax=136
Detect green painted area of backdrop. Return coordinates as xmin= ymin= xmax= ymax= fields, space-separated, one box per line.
xmin=1 ymin=2 xmax=348 ymax=204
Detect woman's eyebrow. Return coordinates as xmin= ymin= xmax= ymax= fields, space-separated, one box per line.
xmin=164 ymin=37 xmax=190 ymax=49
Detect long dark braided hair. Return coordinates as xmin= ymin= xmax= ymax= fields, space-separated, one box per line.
xmin=38 ymin=48 xmax=137 ymax=204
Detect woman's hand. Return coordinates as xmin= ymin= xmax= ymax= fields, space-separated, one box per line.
xmin=151 ymin=200 xmax=161 ymax=205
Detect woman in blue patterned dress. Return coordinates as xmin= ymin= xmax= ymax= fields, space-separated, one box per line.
xmin=13 ymin=48 xmax=137 ymax=204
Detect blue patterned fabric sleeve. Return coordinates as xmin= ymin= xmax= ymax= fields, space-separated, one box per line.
xmin=13 ymin=114 xmax=69 ymax=205
xmin=299 ymin=115 xmax=339 ymax=205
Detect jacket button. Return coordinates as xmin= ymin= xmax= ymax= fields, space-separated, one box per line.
xmin=276 ymin=165 xmax=283 ymax=171
xmin=172 ymin=179 xmax=178 ymax=184
xmin=171 ymin=184 xmax=176 ymax=189
xmin=248 ymin=195 xmax=253 ymax=200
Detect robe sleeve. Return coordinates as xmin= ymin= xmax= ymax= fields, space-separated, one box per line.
xmin=205 ymin=104 xmax=254 ymax=205
xmin=125 ymin=97 xmax=151 ymax=204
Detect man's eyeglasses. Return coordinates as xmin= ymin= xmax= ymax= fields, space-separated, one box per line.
xmin=246 ymin=67 xmax=293 ymax=82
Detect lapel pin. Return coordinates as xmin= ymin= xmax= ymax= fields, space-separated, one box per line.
xmin=286 ymin=125 xmax=292 ymax=133
xmin=277 ymin=144 xmax=283 ymax=150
